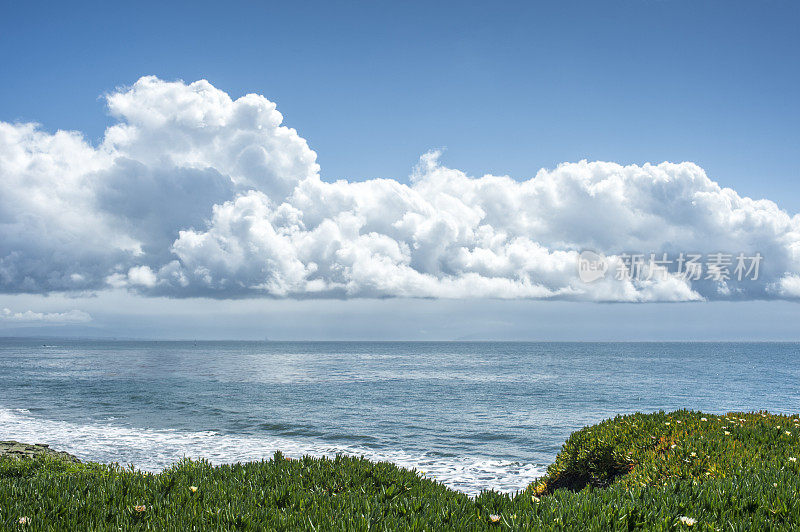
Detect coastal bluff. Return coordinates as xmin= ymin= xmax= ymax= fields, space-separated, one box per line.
xmin=0 ymin=441 xmax=80 ymax=463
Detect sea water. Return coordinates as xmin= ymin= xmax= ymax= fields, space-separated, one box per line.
xmin=1 ymin=340 xmax=798 ymax=495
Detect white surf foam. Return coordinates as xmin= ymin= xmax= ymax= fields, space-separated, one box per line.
xmin=0 ymin=407 xmax=543 ymax=496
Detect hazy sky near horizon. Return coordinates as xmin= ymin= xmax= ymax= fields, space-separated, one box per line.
xmin=1 ymin=0 xmax=799 ymax=339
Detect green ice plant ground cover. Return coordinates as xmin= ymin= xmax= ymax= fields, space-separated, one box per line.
xmin=2 ymin=410 xmax=799 ymax=530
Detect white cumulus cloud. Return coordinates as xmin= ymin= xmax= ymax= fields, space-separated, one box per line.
xmin=0 ymin=76 xmax=798 ymax=302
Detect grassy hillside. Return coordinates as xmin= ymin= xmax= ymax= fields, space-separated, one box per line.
xmin=2 ymin=410 xmax=799 ymax=530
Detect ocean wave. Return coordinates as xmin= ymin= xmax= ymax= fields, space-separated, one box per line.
xmin=0 ymin=407 xmax=543 ymax=496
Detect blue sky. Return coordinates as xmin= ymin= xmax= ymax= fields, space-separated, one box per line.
xmin=3 ymin=0 xmax=798 ymax=208
xmin=1 ymin=0 xmax=799 ymax=339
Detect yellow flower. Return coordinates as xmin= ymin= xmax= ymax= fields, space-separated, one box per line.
xmin=489 ymin=514 xmax=501 ymax=523
xmin=531 ymin=495 xmax=541 ymax=503
xmin=665 ymin=422 xmax=671 ymax=425
xmin=679 ymin=516 xmax=697 ymax=526
xmin=700 ymin=417 xmax=707 ymax=421
xmin=789 ymin=457 xmax=797 ymax=463
xmin=190 ymin=486 xmax=198 ymax=493
xmin=724 ymin=431 xmax=730 ymax=435
xmin=690 ymin=452 xmax=697 ymax=457
xmin=134 ymin=505 xmax=147 ymax=513
xmin=786 ymin=431 xmax=792 ymax=436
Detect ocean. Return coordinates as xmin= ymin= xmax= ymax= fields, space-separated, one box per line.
xmin=1 ymin=340 xmax=798 ymax=496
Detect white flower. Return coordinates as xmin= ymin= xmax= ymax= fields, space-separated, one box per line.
xmin=679 ymin=516 xmax=697 ymax=526
xmin=489 ymin=514 xmax=501 ymax=523
xmin=789 ymin=457 xmax=797 ymax=463
xmin=700 ymin=417 xmax=707 ymax=421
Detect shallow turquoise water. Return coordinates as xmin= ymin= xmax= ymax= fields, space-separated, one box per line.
xmin=1 ymin=340 xmax=798 ymax=494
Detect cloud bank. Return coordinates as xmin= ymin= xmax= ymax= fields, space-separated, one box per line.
xmin=0 ymin=308 xmax=92 ymax=324
xmin=1 ymin=76 xmax=799 ymax=302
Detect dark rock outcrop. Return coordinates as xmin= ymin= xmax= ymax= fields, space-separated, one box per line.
xmin=0 ymin=441 xmax=80 ymax=463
